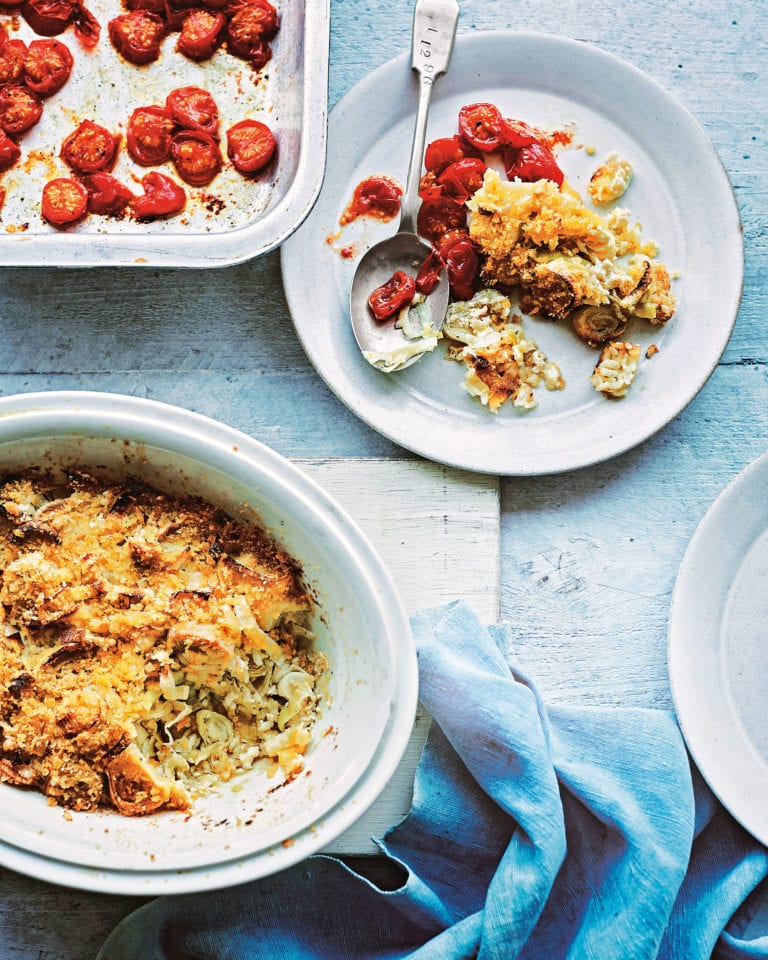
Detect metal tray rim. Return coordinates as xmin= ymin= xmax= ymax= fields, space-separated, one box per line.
xmin=0 ymin=0 xmax=329 ymax=269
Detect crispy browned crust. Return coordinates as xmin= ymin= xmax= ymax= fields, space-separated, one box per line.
xmin=0 ymin=471 xmax=312 ymax=815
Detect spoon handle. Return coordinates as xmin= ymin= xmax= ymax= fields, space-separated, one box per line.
xmin=400 ymin=0 xmax=460 ymax=234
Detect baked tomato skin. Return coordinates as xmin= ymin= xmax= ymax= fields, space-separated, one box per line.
xmin=457 ymin=102 xmax=503 ymax=153
xmin=72 ymin=2 xmax=101 ymax=47
xmin=165 ymin=85 xmax=219 ymax=136
xmin=424 ymin=135 xmax=480 ymax=176
xmin=367 ymin=270 xmax=416 ymax=322
xmin=505 ymin=141 xmax=564 ymax=186
xmin=130 ymin=171 xmax=186 ymax=219
xmin=126 ymin=105 xmax=175 ymax=166
xmin=123 ymin=0 xmax=167 ymax=14
xmin=225 ymin=119 xmax=275 ymax=174
xmin=0 ymin=40 xmax=29 ymax=86
xmin=437 ymin=232 xmax=480 ymax=302
xmin=177 ymin=8 xmax=225 ymax=60
xmin=437 ymin=157 xmax=486 ymax=204
xmin=170 ymin=129 xmax=222 ymax=185
xmin=61 ymin=119 xmax=120 ymax=175
xmin=0 ymin=130 xmax=21 ymax=173
xmin=415 ymin=248 xmax=444 ymax=296
xmin=416 ymin=195 xmax=467 ymax=245
xmin=41 ymin=176 xmax=88 ymax=227
xmin=108 ymin=11 xmax=165 ymax=65
xmin=81 ymin=172 xmax=134 ymax=215
xmin=23 ymin=39 xmax=74 ymax=97
xmin=21 ymin=0 xmax=74 ymax=37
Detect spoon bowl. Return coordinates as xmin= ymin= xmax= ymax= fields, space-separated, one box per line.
xmin=349 ymin=0 xmax=459 ymax=373
xmin=350 ymin=232 xmax=449 ymax=370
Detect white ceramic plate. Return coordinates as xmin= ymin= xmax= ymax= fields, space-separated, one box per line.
xmin=281 ymin=30 xmax=742 ymax=476
xmin=0 ymin=393 xmax=417 ymax=894
xmin=669 ymin=452 xmax=768 ymax=845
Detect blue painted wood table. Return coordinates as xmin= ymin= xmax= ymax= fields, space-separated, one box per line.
xmin=0 ymin=0 xmax=766 ymax=956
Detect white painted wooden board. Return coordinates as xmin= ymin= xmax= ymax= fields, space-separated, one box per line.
xmin=299 ymin=459 xmax=500 ymax=853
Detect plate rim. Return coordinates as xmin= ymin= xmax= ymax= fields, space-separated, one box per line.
xmin=668 ymin=450 xmax=768 ymax=845
xmin=281 ymin=28 xmax=744 ymax=476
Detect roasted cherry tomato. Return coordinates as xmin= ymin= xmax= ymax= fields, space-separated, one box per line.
xmin=126 ymin=105 xmax=175 ymax=166
xmin=0 ymin=24 xmax=7 ymax=42
xmin=0 ymin=186 xmax=5 ymax=212
xmin=367 ymin=269 xmax=416 ymax=322
xmin=165 ymin=85 xmax=219 ymax=136
xmin=424 ymin=134 xmax=480 ymax=176
xmin=415 ymin=249 xmax=444 ymax=296
xmin=437 ymin=231 xmax=480 ymax=302
xmin=41 ymin=176 xmax=88 ymax=227
xmin=225 ymin=0 xmax=278 ymax=38
xmin=81 ymin=173 xmax=134 ymax=215
xmin=0 ymin=86 xmax=43 ymax=135
xmin=24 ymin=39 xmax=73 ymax=97
xmin=437 ymin=157 xmax=486 ymax=204
xmin=505 ymin=141 xmax=564 ymax=186
xmin=177 ymin=8 xmax=225 ymax=59
xmin=500 ymin=117 xmax=541 ymax=149
xmin=340 ymin=175 xmax=401 ymax=225
xmin=21 ymin=0 xmax=74 ymax=36
xmin=457 ymin=102 xmax=503 ymax=153
xmin=131 ymin=171 xmax=186 ymax=219
xmin=73 ymin=2 xmax=100 ymax=47
xmin=244 ymin=37 xmax=271 ymax=69
xmin=0 ymin=130 xmax=21 ymax=172
xmin=225 ymin=118 xmax=275 ymax=174
xmin=0 ymin=40 xmax=29 ymax=86
xmin=108 ymin=11 xmax=165 ymax=65
xmin=162 ymin=0 xmax=189 ymax=30
xmin=170 ymin=129 xmax=222 ymax=185
xmin=61 ymin=120 xmax=120 ymax=174
xmin=416 ymin=195 xmax=466 ymax=244
xmin=225 ymin=3 xmax=277 ymax=62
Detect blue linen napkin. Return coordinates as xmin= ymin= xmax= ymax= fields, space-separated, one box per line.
xmin=97 ymin=601 xmax=768 ymax=960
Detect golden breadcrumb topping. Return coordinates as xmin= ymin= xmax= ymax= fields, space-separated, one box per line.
xmin=467 ymin=170 xmax=675 ymax=328
xmin=0 ymin=471 xmax=326 ymax=816
xmin=588 ymin=152 xmax=634 ymax=206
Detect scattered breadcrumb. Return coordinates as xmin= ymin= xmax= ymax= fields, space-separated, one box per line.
xmin=646 ymin=344 xmax=660 ymax=359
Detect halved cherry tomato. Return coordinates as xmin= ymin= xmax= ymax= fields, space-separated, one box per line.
xmin=131 ymin=171 xmax=186 ymax=219
xmin=165 ymin=86 xmax=219 ymax=136
xmin=457 ymin=102 xmax=503 ymax=153
xmin=0 ymin=40 xmax=28 ymax=86
xmin=170 ymin=129 xmax=222 ymax=185
xmin=424 ymin=135 xmax=480 ymax=176
xmin=340 ymin=175 xmax=401 ymax=225
xmin=225 ymin=2 xmax=277 ymax=61
xmin=415 ymin=249 xmax=444 ymax=296
xmin=416 ymin=195 xmax=466 ymax=244
xmin=21 ymin=0 xmax=74 ymax=36
xmin=24 ymin=39 xmax=73 ymax=97
xmin=437 ymin=231 xmax=480 ymax=302
xmin=0 ymin=86 xmax=43 ymax=135
xmin=505 ymin=141 xmax=564 ymax=186
xmin=225 ymin=118 xmax=275 ymax=174
xmin=61 ymin=120 xmax=120 ymax=174
xmin=41 ymin=176 xmax=88 ymax=227
xmin=437 ymin=157 xmax=486 ymax=204
xmin=126 ymin=105 xmax=175 ymax=166
xmin=108 ymin=11 xmax=165 ymax=65
xmin=73 ymin=2 xmax=100 ymax=47
xmin=177 ymin=8 xmax=225 ymax=59
xmin=367 ymin=270 xmax=415 ymax=322
xmin=500 ymin=117 xmax=541 ymax=149
xmin=81 ymin=173 xmax=134 ymax=215
xmin=225 ymin=0 xmax=278 ymax=38
xmin=0 ymin=131 xmax=21 ymax=173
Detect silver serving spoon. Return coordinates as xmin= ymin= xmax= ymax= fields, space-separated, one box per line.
xmin=350 ymin=0 xmax=460 ymax=372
